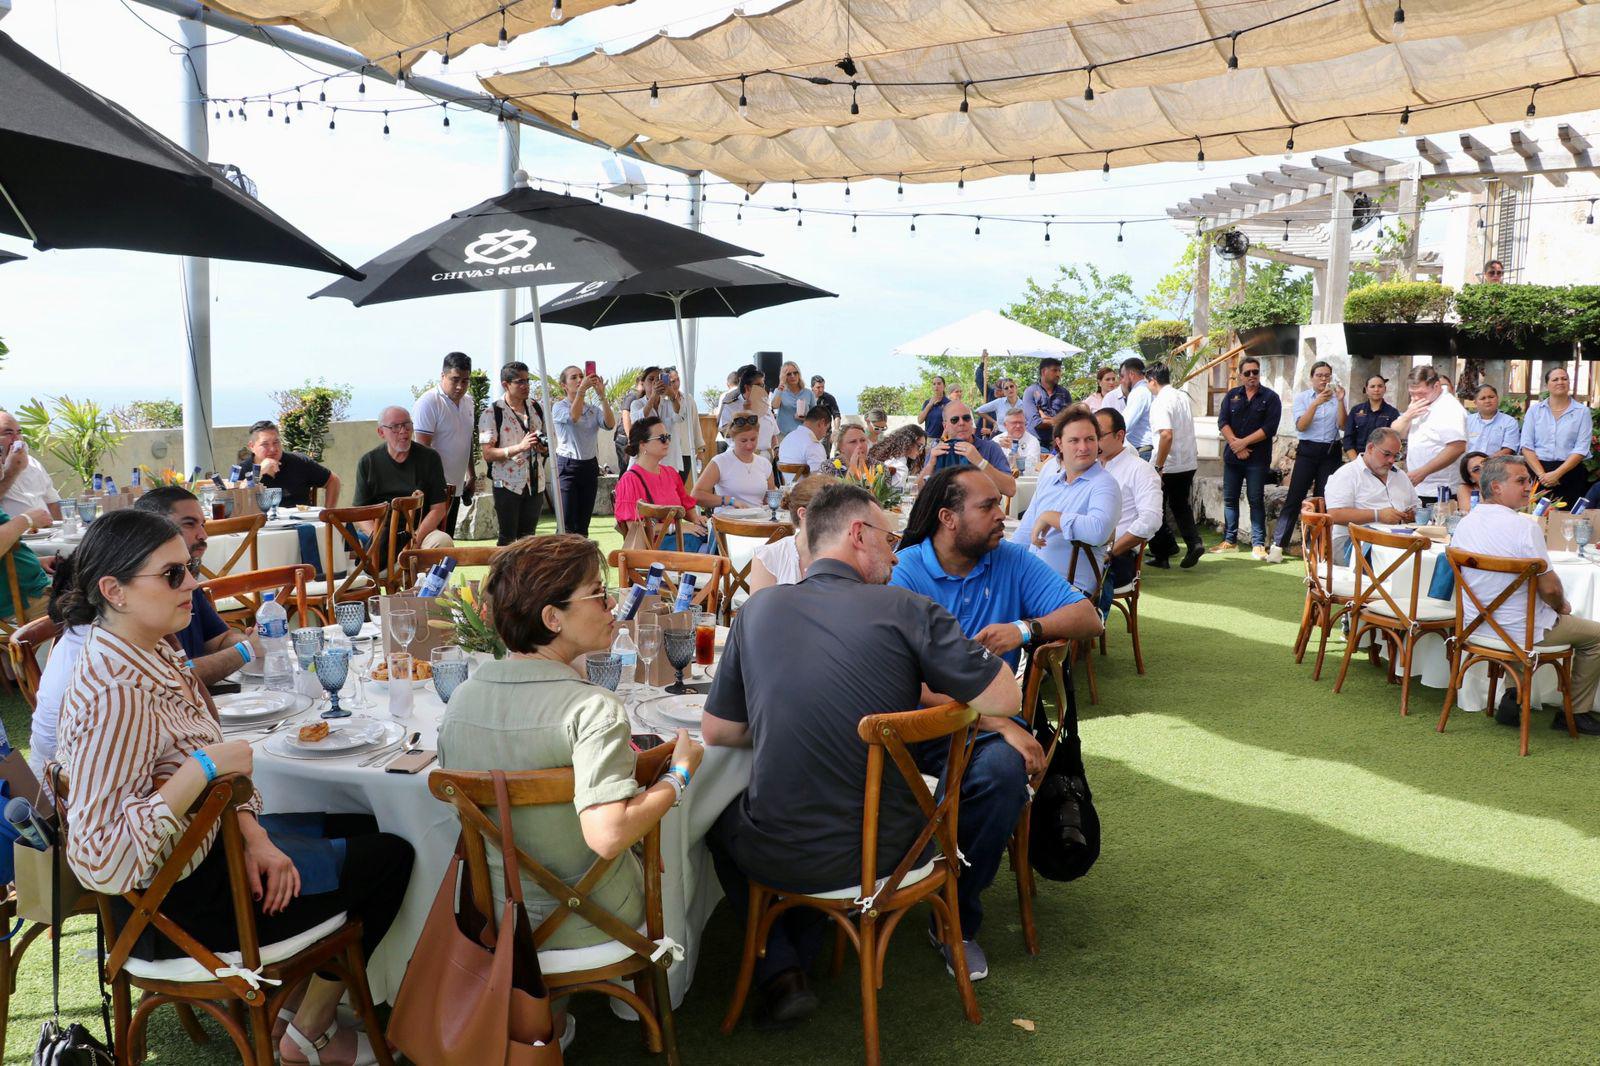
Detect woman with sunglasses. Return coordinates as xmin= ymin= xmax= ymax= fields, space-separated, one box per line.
xmin=615 ymin=416 xmax=707 ymax=550
xmin=975 ymin=378 xmax=1024 ymax=437
xmin=695 ymin=414 xmax=777 ymax=511
xmin=56 ymin=508 xmax=413 ymax=1066
xmin=719 ymin=366 xmax=780 ymax=455
xmin=438 ymin=535 xmax=703 ymax=1052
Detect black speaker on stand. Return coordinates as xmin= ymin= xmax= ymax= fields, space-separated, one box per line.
xmin=755 ymin=351 xmax=784 ymax=390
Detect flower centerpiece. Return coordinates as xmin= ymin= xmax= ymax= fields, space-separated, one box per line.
xmin=137 ymin=465 xmax=194 ymax=488
xmin=431 ymin=581 xmax=506 ymax=659
xmin=832 ymin=454 xmax=904 ymax=511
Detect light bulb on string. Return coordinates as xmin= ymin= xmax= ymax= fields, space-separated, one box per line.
xmin=1043 ymin=223 xmax=1051 ymax=244
xmin=296 ymin=98 xmax=304 ymax=112
xmin=442 ymin=34 xmax=450 ymax=66
xmin=1284 ymin=127 xmax=1296 ymax=160
xmin=213 ymin=102 xmax=221 ymax=120
xmin=1398 ymin=106 xmax=1410 ymax=137
xmin=739 ymin=76 xmax=749 ymax=119
xmin=649 ymin=82 xmax=660 ymax=108
xmin=1524 ymin=85 xmax=1539 ymax=130
xmin=239 ymin=103 xmax=247 ymax=122
xmin=328 ymin=108 xmax=337 ymax=133
xmin=1117 ymin=221 xmax=1125 ymax=243
xmin=267 ymin=97 xmax=274 ymax=118
xmin=498 ymin=7 xmax=509 ymax=49
xmin=1102 ymin=152 xmax=1112 ymax=182
xmin=319 ymin=80 xmax=327 ymax=104
xmin=358 ymin=71 xmax=366 ymax=94
xmin=851 ymin=214 xmax=858 ymax=234
xmin=1227 ymin=31 xmax=1240 ymax=71
xmin=850 ymin=81 xmax=859 ymax=116
xmin=442 ymin=105 xmax=451 ymax=132
xmin=1283 ymin=218 xmax=1291 ymax=241
xmin=1028 ymin=158 xmax=1036 ymax=188
xmin=1588 ymin=199 xmax=1597 ymax=225
xmin=897 ymin=174 xmax=904 ymax=200
xmin=1391 ymin=1 xmax=1406 ymax=41
xmin=791 ymin=180 xmax=797 ymax=201
xmin=736 ymin=206 xmax=743 ymax=224
xmin=570 ymin=94 xmax=580 ymax=130
xmin=551 ymin=0 xmax=563 ymax=21
xmin=974 ymin=217 xmax=981 ymax=238
xmin=1195 ymin=139 xmax=1206 ymax=172
xmin=226 ymin=104 xmax=234 ymax=119
xmin=957 ymin=167 xmax=966 ymax=194
xmin=1083 ymin=66 xmax=1095 ymax=102
xmin=383 ymin=110 xmax=391 ymax=137
xmin=844 ymin=178 xmax=851 ymax=199
xmin=395 ymin=55 xmax=406 ymax=90
xmin=959 ymin=82 xmax=970 ymax=114
xmin=796 ymin=209 xmax=803 ymax=228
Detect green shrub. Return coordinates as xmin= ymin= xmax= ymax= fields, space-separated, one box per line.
xmin=1343 ymin=280 xmax=1454 ymax=324
xmin=857 ymin=384 xmax=916 ymax=416
xmin=271 ymin=380 xmax=352 ymax=461
xmin=1214 ymin=262 xmax=1311 ymax=331
xmin=1132 ymin=319 xmax=1190 ymax=344
xmin=111 ymin=398 xmax=184 ymax=430
xmin=1456 ymin=283 xmax=1574 ymax=345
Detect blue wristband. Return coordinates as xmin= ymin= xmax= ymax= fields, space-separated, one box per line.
xmin=668 ymin=765 xmax=691 ymax=789
xmin=192 ymin=749 xmax=219 ymax=783
xmin=234 ymin=640 xmax=253 ymax=665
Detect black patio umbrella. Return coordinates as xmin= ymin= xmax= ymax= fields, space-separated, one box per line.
xmin=312 ymin=180 xmax=756 ymax=530
xmin=0 ymin=250 xmax=23 ymax=265
xmin=0 ymin=31 xmax=359 ymax=277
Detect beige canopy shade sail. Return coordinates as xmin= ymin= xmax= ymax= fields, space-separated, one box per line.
xmin=481 ymin=0 xmax=1600 ymax=189
xmin=205 ymin=0 xmax=634 ymax=69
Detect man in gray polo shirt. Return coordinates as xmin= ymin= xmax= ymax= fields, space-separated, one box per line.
xmin=704 ymin=483 xmax=1020 ymax=1028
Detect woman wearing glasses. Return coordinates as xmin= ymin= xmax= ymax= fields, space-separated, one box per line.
xmin=479 ymin=360 xmax=547 ymax=546
xmin=615 ymin=416 xmax=707 ymax=550
xmin=695 ymin=414 xmax=777 ymax=511
xmin=718 ymin=366 xmax=780 ymax=455
xmin=56 ymin=508 xmax=413 ymax=1066
xmin=771 ymin=360 xmax=812 ymax=437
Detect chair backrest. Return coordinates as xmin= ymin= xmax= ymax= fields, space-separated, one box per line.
xmin=318 ymin=502 xmax=392 ymax=612
xmin=712 ymin=517 xmax=794 ymax=614
xmin=386 ymin=494 xmax=424 ymax=591
xmin=198 ymin=513 xmax=266 ymax=583
xmin=54 ymin=769 xmax=271 ymax=1003
xmin=853 ymin=702 xmax=978 ymax=907
xmin=1348 ymin=524 xmax=1431 ymax=626
xmin=1021 ymin=641 xmax=1069 ymax=734
xmin=1305 ymin=496 xmax=1327 ymax=514
xmin=200 ymin=564 xmax=314 ymax=629
xmin=1065 ymin=540 xmax=1106 ymax=598
xmin=776 ymin=462 xmax=810 ymax=484
xmin=0 ymin=546 xmax=38 ymax=636
xmin=1445 ymin=546 xmax=1547 ymax=656
xmin=7 ymin=613 xmax=62 ymax=711
xmin=1300 ymin=511 xmax=1339 ymax=600
xmin=397 ymin=546 xmax=504 ymax=589
xmin=428 ymin=745 xmax=674 ymax=956
xmin=633 ymin=503 xmax=685 ymax=552
xmin=609 ymin=549 xmax=730 ymax=618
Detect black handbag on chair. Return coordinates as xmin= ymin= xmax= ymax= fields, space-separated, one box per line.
xmin=1027 ymin=653 xmax=1102 ymax=882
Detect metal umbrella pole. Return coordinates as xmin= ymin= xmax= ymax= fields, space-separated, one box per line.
xmin=665 ymin=290 xmax=702 ymax=482
xmin=525 ymin=284 xmax=566 ymax=534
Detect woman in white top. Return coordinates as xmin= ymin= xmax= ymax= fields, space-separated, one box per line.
xmin=748 ymin=474 xmax=832 ymax=594
xmin=718 ymin=367 xmax=780 ymax=455
xmin=1084 ymin=367 xmax=1120 ymax=412
xmin=694 ymin=416 xmax=776 ymax=509
xmin=867 ymin=424 xmax=928 ymax=492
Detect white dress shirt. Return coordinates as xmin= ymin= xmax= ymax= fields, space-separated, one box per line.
xmin=412 ymin=387 xmax=476 ymax=495
xmin=996 ymin=432 xmax=1042 ymax=473
xmin=1404 ymin=390 xmax=1468 ymax=496
xmin=1101 ymin=447 xmax=1164 ymax=543
xmin=0 ymin=455 xmax=61 ymax=517
xmin=777 ymin=426 xmax=827 ymax=479
xmin=1148 ymin=387 xmax=1198 ymax=474
xmin=1449 ymin=503 xmax=1557 ymax=645
xmin=1323 ymin=456 xmax=1423 ymax=561
xmin=631 ymin=394 xmax=685 ymax=468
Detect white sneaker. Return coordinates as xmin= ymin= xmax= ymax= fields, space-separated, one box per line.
xmin=1267 ymin=545 xmax=1284 ymax=564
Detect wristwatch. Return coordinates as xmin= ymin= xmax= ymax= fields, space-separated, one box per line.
xmin=1026 ymin=618 xmax=1045 ymax=644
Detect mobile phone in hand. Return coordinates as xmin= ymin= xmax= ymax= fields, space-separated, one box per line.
xmin=631 ymin=733 xmax=667 ymax=751
xmin=584 ymin=360 xmax=597 ymax=378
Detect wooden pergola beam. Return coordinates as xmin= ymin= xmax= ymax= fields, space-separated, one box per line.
xmin=1310 ymin=154 xmax=1362 ymax=178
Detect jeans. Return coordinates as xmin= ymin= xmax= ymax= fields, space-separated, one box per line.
xmin=1273 ymin=441 xmax=1341 ymax=548
xmin=492 ymin=484 xmax=543 ymax=545
xmin=556 ymin=455 xmax=599 ymax=537
xmin=1222 ymin=461 xmax=1269 ymax=547
xmin=1149 ymin=469 xmax=1203 ymax=558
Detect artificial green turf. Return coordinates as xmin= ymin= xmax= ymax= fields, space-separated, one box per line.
xmin=10 ymin=540 xmax=1600 ymax=1063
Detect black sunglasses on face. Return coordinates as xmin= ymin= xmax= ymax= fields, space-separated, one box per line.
xmin=647 ymin=433 xmax=672 ymax=444
xmin=1241 ymin=369 xmax=1261 ymax=377
xmin=131 ymin=560 xmax=199 ymax=590
xmin=948 ymin=413 xmax=974 ymax=423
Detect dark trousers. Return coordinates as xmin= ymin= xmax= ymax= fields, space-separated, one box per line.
xmin=1540 ymin=460 xmax=1591 ymax=510
xmin=1274 ymin=441 xmax=1342 ymax=548
xmin=556 ymin=455 xmax=599 ymax=537
xmin=708 ymin=814 xmax=828 ymax=988
xmin=1149 ymin=469 xmax=1203 ymax=559
xmin=443 ymin=495 xmax=462 ymax=539
xmin=493 ymin=484 xmax=543 ymax=545
xmin=1222 ymin=460 xmax=1269 ymax=547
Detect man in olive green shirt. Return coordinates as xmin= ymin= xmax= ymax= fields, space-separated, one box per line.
xmin=352 ymin=406 xmax=452 ymax=547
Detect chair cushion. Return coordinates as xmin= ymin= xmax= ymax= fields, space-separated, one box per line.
xmin=808 ymin=858 xmax=939 ymax=901
xmin=122 ymin=913 xmax=348 ymax=983
xmin=538 ymin=924 xmax=647 ymax=975
xmin=1113 ymin=582 xmax=1137 ymax=597
xmin=1365 ymin=596 xmax=1454 ymax=623
xmin=303 ymin=577 xmax=377 ymax=597
xmin=1467 ymin=634 xmax=1573 ymax=655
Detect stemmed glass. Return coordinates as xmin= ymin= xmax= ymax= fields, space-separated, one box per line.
xmin=636 ymin=623 xmax=661 ymax=681
xmin=1577 ymin=519 xmax=1594 ymax=560
xmin=258 ymin=486 xmax=283 ymax=521
xmin=334 ymin=601 xmax=367 ymax=640
xmin=764 ymin=488 xmax=783 ymax=522
xmin=388 ymin=609 xmax=417 ymax=662
xmin=1564 ymin=517 xmax=1578 ymax=554
xmin=343 ymin=635 xmax=375 ymax=710
xmin=291 ymin=628 xmax=325 ymax=705
xmin=314 ymin=647 xmax=352 ymax=719
xmin=431 ymin=658 xmax=470 ymax=704
xmin=662 ymin=614 xmax=696 ymax=695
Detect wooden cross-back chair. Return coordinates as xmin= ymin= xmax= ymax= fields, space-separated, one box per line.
xmin=1099 ymin=536 xmax=1148 ymax=675
xmin=634 ymin=503 xmax=686 ymax=552
xmin=6 ymin=612 xmax=59 ymax=711
xmin=776 ymin=462 xmax=811 ymax=484
xmin=197 ymin=514 xmax=268 ymax=626
xmin=396 ymin=545 xmax=504 ymax=590
xmin=429 ymin=750 xmax=680 ymax=1065
xmin=1006 ymin=641 xmax=1071 ymax=957
xmin=310 ymin=502 xmax=391 ymax=620
xmin=201 ymin=564 xmax=316 ymax=631
xmin=52 ymin=769 xmax=392 ymax=1066
xmin=608 ymin=549 xmax=730 ymax=620
xmin=1295 ymin=510 xmax=1354 ymax=680
xmin=1439 ymin=547 xmax=1579 ymax=756
xmin=720 ymin=702 xmax=982 ymax=1066
xmin=1064 ymin=542 xmax=1107 ymax=705
xmin=1334 ymin=526 xmax=1454 ymax=716
xmin=384 ymin=493 xmax=424 ymax=591
xmin=711 ymin=517 xmax=793 ymax=622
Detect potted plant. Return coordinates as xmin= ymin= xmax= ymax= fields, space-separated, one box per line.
xmin=1217 ymin=294 xmax=1302 ymax=358
xmin=1133 ymin=319 xmax=1190 ymax=361
xmin=15 ymin=395 xmax=125 ymax=493
xmin=1455 ymin=283 xmax=1575 ymax=360
xmin=1343 ymin=280 xmax=1456 ymax=356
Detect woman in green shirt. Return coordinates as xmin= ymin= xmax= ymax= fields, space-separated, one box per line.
xmin=0 ymin=506 xmax=54 ymax=621
xmin=438 ymin=535 xmax=702 ymax=956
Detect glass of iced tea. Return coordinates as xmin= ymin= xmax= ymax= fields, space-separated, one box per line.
xmin=694 ymin=610 xmax=716 ymax=668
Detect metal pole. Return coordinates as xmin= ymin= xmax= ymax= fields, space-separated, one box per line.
xmin=177 ymin=16 xmax=214 ymax=476
xmin=527 ymin=287 xmax=565 ymax=534
xmin=684 ymin=172 xmax=704 ymax=477
xmin=497 ymin=125 xmax=520 ymax=374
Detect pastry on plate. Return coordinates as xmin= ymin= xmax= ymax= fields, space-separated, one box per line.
xmin=297 ymin=721 xmax=330 ymax=743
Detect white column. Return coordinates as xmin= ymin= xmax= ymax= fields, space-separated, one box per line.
xmin=1193 ymin=227 xmax=1211 ymax=337
xmin=1322 ymin=176 xmax=1353 ymax=324
xmin=177 ymin=17 xmax=214 ymax=476
xmin=1396 ymin=162 xmax=1422 ymax=281
xmin=497 ymin=121 xmax=521 ymax=374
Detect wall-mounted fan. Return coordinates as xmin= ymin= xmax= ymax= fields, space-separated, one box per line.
xmin=1351 ymin=193 xmax=1379 ymax=231
xmin=1215 ymin=229 xmax=1251 ymax=260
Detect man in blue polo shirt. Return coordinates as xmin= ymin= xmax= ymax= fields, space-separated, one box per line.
xmin=890 ymin=465 xmax=1101 ymax=975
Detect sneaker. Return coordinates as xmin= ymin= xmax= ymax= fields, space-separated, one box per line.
xmin=1553 ymin=710 xmax=1600 ymax=736
xmin=1267 ymin=545 xmax=1284 ymax=564
xmin=1251 ymin=546 xmax=1269 ymax=560
xmin=753 ymin=968 xmax=819 ymax=1030
xmin=1210 ymin=541 xmax=1238 ymax=554
xmin=928 ymin=927 xmax=989 ymax=981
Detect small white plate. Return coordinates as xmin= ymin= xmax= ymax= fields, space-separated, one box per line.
xmin=636 ymin=693 xmax=706 ymax=728
xmin=20 ymin=530 xmax=52 ymax=542
xmin=215 ymin=690 xmax=298 ymax=721
xmin=269 ymin=716 xmax=400 ymax=758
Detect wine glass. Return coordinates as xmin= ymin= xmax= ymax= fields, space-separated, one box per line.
xmin=1563 ymin=517 xmax=1578 ymax=554
xmin=764 ymin=488 xmax=783 ymax=522
xmin=334 ymin=601 xmax=366 ymax=640
xmin=662 ymin=614 xmax=696 ymax=695
xmin=257 ymin=486 xmax=283 ymax=521
xmin=314 ymin=647 xmax=351 ymax=719
xmin=636 ymin=623 xmax=661 ymax=678
xmin=388 ymin=609 xmax=417 ymax=657
xmin=1577 ymin=519 xmax=1593 ymax=559
xmin=431 ymin=659 xmax=470 ymax=704
xmin=342 ymin=634 xmax=375 ymax=710
xmin=290 ymin=627 xmax=324 ymax=672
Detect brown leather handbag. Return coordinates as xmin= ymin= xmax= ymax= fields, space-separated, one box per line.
xmin=388 ymin=772 xmax=561 ymax=1065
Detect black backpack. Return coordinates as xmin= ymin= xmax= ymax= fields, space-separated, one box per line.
xmin=1026 ymin=647 xmax=1101 ymax=882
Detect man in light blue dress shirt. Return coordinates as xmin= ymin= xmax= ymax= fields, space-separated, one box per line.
xmin=1466 ymin=384 xmax=1520 ymax=457
xmin=1270 ymin=360 xmax=1346 ymax=561
xmin=1520 ymin=365 xmax=1593 ymax=508
xmin=1119 ymin=357 xmax=1155 ymax=458
xmin=1011 ymin=406 xmax=1120 ymax=598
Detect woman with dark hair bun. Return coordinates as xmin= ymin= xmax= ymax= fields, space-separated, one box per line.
xmin=614 ymin=415 xmax=707 ymax=550
xmin=56 ymin=508 xmax=413 ymax=1066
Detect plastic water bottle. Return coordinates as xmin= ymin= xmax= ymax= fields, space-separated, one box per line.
xmin=612 ymin=627 xmax=637 ymax=672
xmin=257 ymin=593 xmax=294 ymax=693
xmin=4 ymin=797 xmax=53 ymax=850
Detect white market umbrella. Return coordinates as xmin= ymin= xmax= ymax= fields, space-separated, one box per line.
xmin=891 ymin=309 xmax=1082 ymax=360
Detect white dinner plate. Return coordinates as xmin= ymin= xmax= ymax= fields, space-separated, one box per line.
xmin=215 ymin=690 xmax=298 ymax=721
xmin=636 ymin=693 xmax=705 ymax=728
xmin=715 ymin=507 xmax=769 ymax=521
xmin=266 ymin=717 xmax=402 ymax=759
xmin=20 ymin=530 xmax=51 ymax=542
xmin=264 ymin=519 xmax=301 ymax=530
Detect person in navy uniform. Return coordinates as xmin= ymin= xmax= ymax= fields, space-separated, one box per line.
xmin=1214 ymin=356 xmax=1282 ymax=559
xmin=1342 ymin=374 xmax=1400 ymax=460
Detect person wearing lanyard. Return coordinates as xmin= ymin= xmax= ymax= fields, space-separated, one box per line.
xmin=1214 ymin=357 xmax=1283 ymax=558
xmin=1520 ymin=365 xmax=1593 ymax=509
xmin=1466 ymin=383 xmax=1520 ymax=458
xmin=479 ymin=361 xmax=547 ymax=546
xmin=551 ymin=364 xmax=616 ymax=538
xmin=1342 ymin=375 xmax=1399 ymax=460
xmin=1323 ymin=428 xmax=1420 ymax=565
xmin=1270 ymin=361 xmax=1347 ymax=563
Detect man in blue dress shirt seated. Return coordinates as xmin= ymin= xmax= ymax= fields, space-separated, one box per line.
xmin=1012 ymin=405 xmax=1121 ymax=599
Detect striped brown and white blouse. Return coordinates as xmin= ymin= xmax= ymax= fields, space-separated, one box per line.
xmin=57 ymin=625 xmax=260 ymax=895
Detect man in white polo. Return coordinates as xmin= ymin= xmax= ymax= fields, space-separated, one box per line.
xmin=1323 ymin=428 xmax=1420 ymax=564
xmin=412 ymin=351 xmax=477 ymax=538
xmin=777 ymin=405 xmax=831 ymax=481
xmin=1451 ymin=454 xmax=1600 ymax=735
xmin=1392 ymin=365 xmax=1467 ymax=507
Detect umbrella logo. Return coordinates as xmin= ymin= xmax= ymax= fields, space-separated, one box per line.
xmin=464 ymin=229 xmax=539 ymax=266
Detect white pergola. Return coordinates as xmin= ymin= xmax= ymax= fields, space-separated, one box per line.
xmin=1168 ymin=123 xmax=1600 ymax=330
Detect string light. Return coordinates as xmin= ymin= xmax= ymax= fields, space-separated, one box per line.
xmin=442 ymin=33 xmax=450 ymax=66
xmin=1083 ymin=67 xmax=1095 ymax=103
xmin=1397 ymin=105 xmax=1410 ymax=136
xmin=1227 ymin=31 xmax=1240 ymax=71
xmin=1117 ymin=221 xmax=1125 ymax=243
xmin=850 ymin=81 xmax=860 ymax=116
xmin=266 ymin=97 xmax=274 ymax=118
xmin=442 ymin=104 xmax=451 ymax=131
xmin=1102 ymin=152 xmax=1112 ymax=182
xmin=1028 ymin=158 xmax=1036 ymax=188
xmin=844 ymin=178 xmax=851 ymax=199
xmin=649 ymin=82 xmax=660 ymax=107
xmin=1043 ymin=222 xmax=1050 ymax=244
xmin=1283 ymin=126 xmax=1296 ymax=160
xmin=796 ymin=208 xmax=803 ymax=227
xmin=959 ymin=82 xmax=970 ymax=114
xmin=851 ymin=214 xmax=858 ymax=233
xmin=570 ymin=94 xmax=580 ymax=130
xmin=213 ymin=103 xmax=220 ymax=119
xmin=910 ymin=215 xmax=917 ymax=235
xmin=957 ymin=167 xmax=965 ymax=194
xmin=358 ymin=70 xmax=366 ymax=94
xmin=498 ymin=7 xmax=509 ymax=49
xmin=897 ymin=174 xmax=905 ymax=200
xmin=284 ymin=109 xmax=291 ymax=125
xmin=296 ymin=98 xmax=304 ymax=112
xmin=238 ymin=103 xmax=247 ymax=122
xmin=1391 ymin=1 xmax=1407 ymax=41
xmin=395 ymin=55 xmax=406 ymax=90
xmin=974 ymin=216 xmax=981 ymax=238
xmin=1283 ymin=218 xmax=1291 ymax=241
xmin=1588 ymin=199 xmax=1596 ymax=225
xmin=1525 ymin=85 xmax=1539 ymax=129
xmin=551 ymin=0 xmax=564 ymax=21
xmin=1195 ymin=137 xmax=1206 ymax=172
xmin=791 ymin=180 xmax=797 ymax=201
xmin=739 ymin=75 xmax=749 ymax=119
xmin=328 ymin=108 xmax=337 ymax=132
xmin=318 ymin=80 xmax=327 ymax=104
xmin=383 ymin=110 xmax=391 ymax=137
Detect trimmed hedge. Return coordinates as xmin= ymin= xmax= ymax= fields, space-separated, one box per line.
xmin=1343 ymin=281 xmax=1453 ymax=324
xmin=1132 ymin=319 xmax=1190 ymax=344
xmin=1456 ymin=282 xmax=1600 ymax=345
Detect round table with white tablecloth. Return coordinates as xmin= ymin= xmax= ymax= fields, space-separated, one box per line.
xmin=243 ymin=654 xmax=748 ymax=1008
xmin=30 ymin=514 xmax=350 ymax=581
xmin=1369 ymin=537 xmax=1600 ymax=712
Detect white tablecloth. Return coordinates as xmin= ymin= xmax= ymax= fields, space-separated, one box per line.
xmin=34 ymin=517 xmax=350 ymax=580
xmin=1013 ymin=475 xmax=1039 ymax=515
xmin=1369 ymin=540 xmax=1600 ymax=712
xmin=247 ymin=669 xmax=749 ymax=1007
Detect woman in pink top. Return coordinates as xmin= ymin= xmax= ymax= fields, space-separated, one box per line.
xmin=1084 ymin=366 xmax=1119 ymax=412
xmin=615 ymin=416 xmax=707 ymax=551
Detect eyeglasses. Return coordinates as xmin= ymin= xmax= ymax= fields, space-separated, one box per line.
xmin=948 ymin=413 xmax=973 ymax=423
xmin=560 ymin=588 xmax=612 ymax=607
xmin=381 ymin=420 xmax=414 ymax=430
xmin=856 ymin=520 xmax=902 ymax=547
xmin=506 ymin=377 xmax=530 ymax=386
xmin=1240 ymin=369 xmax=1261 ymax=378
xmin=130 ymin=560 xmax=198 ymax=590
xmin=647 ymin=434 xmax=672 ymax=444
xmin=730 ymin=415 xmax=760 ymax=429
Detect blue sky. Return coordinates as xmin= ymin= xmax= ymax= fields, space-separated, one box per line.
xmin=0 ymin=0 xmax=1410 ymax=420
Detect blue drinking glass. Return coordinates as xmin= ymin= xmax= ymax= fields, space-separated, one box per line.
xmin=431 ymin=659 xmax=469 ymax=704
xmin=314 ymin=648 xmax=351 ymax=719
xmin=290 ymin=627 xmax=324 ymax=671
xmin=584 ymin=653 xmax=623 ymax=692
xmin=334 ymin=601 xmax=366 ymax=640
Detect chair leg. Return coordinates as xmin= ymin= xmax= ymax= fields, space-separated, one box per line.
xmin=1294 ymin=595 xmax=1316 ymax=663
xmin=343 ymin=941 xmax=396 ymax=1066
xmin=0 ymin=907 xmax=11 ymax=1064
xmin=720 ymin=885 xmax=766 ymax=1034
xmin=247 ymin=1003 xmax=275 ymax=1066
xmin=1519 ymin=673 xmax=1534 ymax=757
xmin=112 ymin=975 xmax=134 ymax=1065
xmin=856 ymin=919 xmax=882 ymax=1066
xmin=1486 ymin=664 xmax=1500 ymax=715
xmin=650 ymin=963 xmax=681 ymax=1066
xmin=1010 ymin=807 xmax=1039 ymax=956
xmin=175 ymin=1003 xmax=210 ymax=1044
xmin=1398 ymin=634 xmax=1414 ymax=716
xmin=1438 ymin=655 xmax=1461 ymax=733
xmin=1331 ymin=621 xmax=1360 ymax=694
xmin=1097 ymin=631 xmax=1106 ymax=657
xmin=1313 ymin=608 xmax=1336 ymax=681
xmin=1128 ymin=601 xmax=1145 ymax=675
xmin=1079 ymin=642 xmax=1099 ymax=705
xmin=632 ymin=975 xmax=663 ymax=1054
xmin=830 ymin=925 xmax=847 ymax=978
xmin=1559 ymin=662 xmax=1580 ymax=741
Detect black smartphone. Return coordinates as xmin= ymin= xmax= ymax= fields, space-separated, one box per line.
xmin=631 ymin=733 xmax=667 ymax=751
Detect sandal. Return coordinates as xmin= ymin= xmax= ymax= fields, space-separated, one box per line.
xmin=280 ymin=1019 xmax=376 ymax=1066
xmin=274 ymin=1000 xmax=359 ymax=1047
